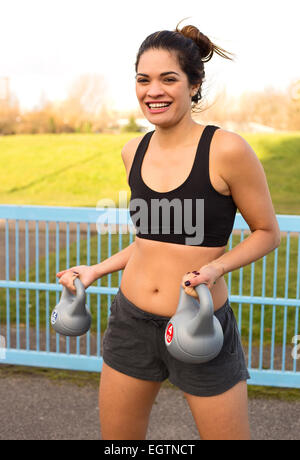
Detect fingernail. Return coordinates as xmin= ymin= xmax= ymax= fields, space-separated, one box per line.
xmin=184 ymin=281 xmax=191 ymax=286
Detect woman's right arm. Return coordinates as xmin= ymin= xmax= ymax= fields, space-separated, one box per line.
xmin=91 ymin=241 xmax=136 ymax=280
xmin=56 ymin=241 xmax=136 ymax=294
xmin=91 ymin=136 xmax=142 ymax=280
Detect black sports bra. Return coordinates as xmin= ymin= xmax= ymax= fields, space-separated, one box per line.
xmin=128 ymin=125 xmax=237 ymax=246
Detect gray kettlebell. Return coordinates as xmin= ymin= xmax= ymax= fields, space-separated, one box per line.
xmin=165 ymin=283 xmax=224 ymax=363
xmin=51 ymin=277 xmax=92 ymax=337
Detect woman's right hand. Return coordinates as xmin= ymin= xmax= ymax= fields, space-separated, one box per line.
xmin=56 ymin=265 xmax=98 ymax=295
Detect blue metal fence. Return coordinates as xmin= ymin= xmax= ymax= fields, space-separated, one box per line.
xmin=0 ymin=204 xmax=299 ymax=388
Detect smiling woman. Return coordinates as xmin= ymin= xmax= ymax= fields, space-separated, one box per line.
xmin=58 ymin=18 xmax=280 ymax=441
xmin=97 ymin=20 xmax=257 ymax=441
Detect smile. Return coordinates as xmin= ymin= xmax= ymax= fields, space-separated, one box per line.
xmin=146 ymin=102 xmax=173 ymax=113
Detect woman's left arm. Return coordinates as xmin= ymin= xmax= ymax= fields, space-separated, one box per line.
xmin=185 ymin=130 xmax=281 ymax=292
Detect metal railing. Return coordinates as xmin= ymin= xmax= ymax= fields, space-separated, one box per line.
xmin=0 ymin=204 xmax=299 ymax=388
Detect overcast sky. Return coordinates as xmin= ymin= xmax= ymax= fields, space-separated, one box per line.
xmin=1 ymin=0 xmax=299 ymax=111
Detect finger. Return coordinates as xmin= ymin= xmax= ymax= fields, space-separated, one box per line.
xmin=189 ymin=274 xmax=202 ymax=286
xmin=67 ymin=274 xmax=78 ymax=294
xmin=181 ymin=276 xmax=199 ymax=296
xmin=71 ymin=272 xmax=79 ymax=290
xmin=182 ymin=274 xmax=199 ymax=288
xmin=58 ymin=271 xmax=77 ymax=284
xmin=190 ymin=275 xmax=212 ymax=290
xmin=57 ymin=267 xmax=79 ymax=277
xmin=182 ymin=274 xmax=192 ymax=288
xmin=58 ymin=279 xmax=76 ymax=295
xmin=63 ymin=285 xmax=76 ymax=295
xmin=184 ymin=286 xmax=199 ymax=299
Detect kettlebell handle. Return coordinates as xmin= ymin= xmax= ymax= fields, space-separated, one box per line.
xmin=58 ymin=276 xmax=86 ymax=315
xmin=71 ymin=277 xmax=86 ymax=314
xmin=184 ymin=283 xmax=215 ymax=336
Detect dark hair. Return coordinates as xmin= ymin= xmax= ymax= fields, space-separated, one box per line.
xmin=135 ymin=18 xmax=235 ymax=112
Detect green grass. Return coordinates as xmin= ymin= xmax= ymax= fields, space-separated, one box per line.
xmin=0 ymin=130 xmax=300 ymax=213
xmin=0 ymin=132 xmax=136 ymax=207
xmin=239 ymin=131 xmax=300 ymax=215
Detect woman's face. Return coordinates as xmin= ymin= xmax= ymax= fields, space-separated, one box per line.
xmin=135 ymin=48 xmax=196 ymax=126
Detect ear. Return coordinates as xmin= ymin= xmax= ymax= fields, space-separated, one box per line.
xmin=190 ymin=85 xmax=200 ymax=97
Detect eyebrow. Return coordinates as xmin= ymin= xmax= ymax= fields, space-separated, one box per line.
xmin=135 ymin=71 xmax=180 ymax=79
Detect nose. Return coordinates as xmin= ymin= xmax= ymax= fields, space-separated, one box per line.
xmin=146 ymin=81 xmax=165 ymax=98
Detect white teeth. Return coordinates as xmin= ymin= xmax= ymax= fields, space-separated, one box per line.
xmin=148 ymin=103 xmax=171 ymax=108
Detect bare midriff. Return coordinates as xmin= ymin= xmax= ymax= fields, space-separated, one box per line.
xmin=120 ymin=236 xmax=228 ymax=316
xmin=120 ymin=124 xmax=231 ymax=316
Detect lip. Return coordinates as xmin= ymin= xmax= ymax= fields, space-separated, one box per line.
xmin=145 ymin=101 xmax=172 ymax=107
xmin=145 ymin=101 xmax=173 ymax=105
xmin=145 ymin=101 xmax=173 ymax=114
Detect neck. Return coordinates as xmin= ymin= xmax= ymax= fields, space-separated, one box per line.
xmin=153 ymin=115 xmax=200 ymax=150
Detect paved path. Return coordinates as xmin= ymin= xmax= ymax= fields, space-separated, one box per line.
xmin=0 ymin=371 xmax=299 ymax=440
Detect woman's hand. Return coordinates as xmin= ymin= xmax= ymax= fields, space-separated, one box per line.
xmin=181 ymin=263 xmax=224 ymax=299
xmin=56 ymin=265 xmax=98 ymax=295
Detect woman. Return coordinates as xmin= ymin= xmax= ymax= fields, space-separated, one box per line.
xmin=56 ymin=21 xmax=280 ymax=440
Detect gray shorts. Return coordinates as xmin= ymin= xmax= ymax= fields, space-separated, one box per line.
xmin=102 ymin=287 xmax=250 ymax=397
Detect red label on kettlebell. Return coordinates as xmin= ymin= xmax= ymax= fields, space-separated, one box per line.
xmin=166 ymin=323 xmax=174 ymax=344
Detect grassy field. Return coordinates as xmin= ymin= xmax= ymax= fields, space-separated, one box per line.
xmin=0 ymin=130 xmax=299 ymax=213
xmin=0 ymin=132 xmax=134 ymax=207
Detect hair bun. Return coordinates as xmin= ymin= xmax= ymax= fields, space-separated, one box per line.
xmin=176 ymin=24 xmax=213 ymax=62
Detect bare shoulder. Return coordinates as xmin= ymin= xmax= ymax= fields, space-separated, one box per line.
xmin=121 ymin=135 xmax=145 ymax=162
xmin=214 ymin=128 xmax=251 ymax=154
xmin=212 ymin=127 xmax=263 ymax=181
xmin=121 ymin=134 xmax=145 ymax=183
xmin=213 ymin=127 xmax=258 ymax=161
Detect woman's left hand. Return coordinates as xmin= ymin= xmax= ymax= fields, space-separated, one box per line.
xmin=181 ymin=263 xmax=224 ymax=299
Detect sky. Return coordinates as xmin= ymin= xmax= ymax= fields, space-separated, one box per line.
xmin=1 ymin=0 xmax=299 ymax=112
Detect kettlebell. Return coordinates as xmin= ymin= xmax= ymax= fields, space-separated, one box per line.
xmin=51 ymin=277 xmax=92 ymax=337
xmin=165 ymin=283 xmax=224 ymax=364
